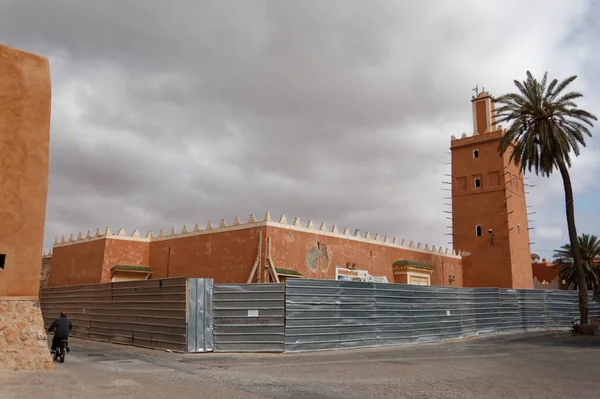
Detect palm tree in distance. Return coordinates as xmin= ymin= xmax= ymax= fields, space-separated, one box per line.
xmin=494 ymin=71 xmax=597 ymax=323
xmin=553 ymin=234 xmax=600 ymax=290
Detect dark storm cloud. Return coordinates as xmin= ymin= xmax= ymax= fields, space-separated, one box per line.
xmin=0 ymin=0 xmax=598 ymax=253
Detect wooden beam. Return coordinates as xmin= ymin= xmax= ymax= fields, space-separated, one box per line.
xmin=267 ymin=258 xmax=280 ymax=284
xmin=247 ymin=231 xmax=263 ymax=283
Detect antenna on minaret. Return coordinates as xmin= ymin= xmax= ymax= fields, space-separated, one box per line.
xmin=472 ymin=85 xmax=479 ymax=96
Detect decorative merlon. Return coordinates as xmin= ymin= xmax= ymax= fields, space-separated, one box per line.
xmin=51 ymin=211 xmax=462 ymax=259
xmin=264 ymin=212 xmax=272 ymax=222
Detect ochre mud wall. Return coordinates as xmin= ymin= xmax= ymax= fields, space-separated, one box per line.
xmin=0 ymin=43 xmax=54 ymax=370
xmin=0 ymin=44 xmax=51 ymax=298
xmin=149 ymin=226 xmax=265 ymax=283
xmin=266 ymin=225 xmax=462 ymax=286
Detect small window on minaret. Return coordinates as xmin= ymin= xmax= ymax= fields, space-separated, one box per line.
xmin=476 ymin=225 xmax=482 ymax=237
xmin=473 ymin=150 xmax=479 ymax=159
xmin=474 ymin=178 xmax=481 ymax=188
xmin=512 ymin=176 xmax=517 ymax=189
xmin=517 ymin=224 xmax=521 ymax=233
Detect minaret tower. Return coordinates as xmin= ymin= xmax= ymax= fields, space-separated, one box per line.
xmin=450 ymin=89 xmax=533 ymax=289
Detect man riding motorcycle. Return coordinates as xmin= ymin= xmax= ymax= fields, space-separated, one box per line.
xmin=48 ymin=311 xmax=73 ymax=353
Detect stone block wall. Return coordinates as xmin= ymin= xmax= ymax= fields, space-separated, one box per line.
xmin=40 ymin=255 xmax=52 ymax=288
xmin=0 ymin=300 xmax=53 ymax=370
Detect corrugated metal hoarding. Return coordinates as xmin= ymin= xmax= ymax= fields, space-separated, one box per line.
xmin=187 ymin=278 xmax=214 ymax=353
xmin=284 ymin=279 xmax=600 ymax=352
xmin=40 ymin=278 xmax=188 ymax=352
xmin=213 ymin=283 xmax=285 ymax=352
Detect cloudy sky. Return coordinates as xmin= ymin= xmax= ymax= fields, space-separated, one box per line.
xmin=1 ymin=0 xmax=599 ymax=259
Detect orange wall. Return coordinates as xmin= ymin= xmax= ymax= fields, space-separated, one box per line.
xmin=47 ymin=224 xmax=462 ymax=287
xmin=100 ymin=239 xmax=149 ymax=282
xmin=452 ymin=131 xmax=513 ymax=288
xmin=503 ymin=149 xmax=533 ymax=288
xmin=451 ymin=123 xmax=533 ymax=289
xmin=148 ymin=226 xmax=265 ymax=283
xmin=266 ymin=226 xmax=462 ymax=287
xmin=0 ymin=45 xmax=51 ymax=297
xmin=48 ymin=240 xmax=106 ymax=286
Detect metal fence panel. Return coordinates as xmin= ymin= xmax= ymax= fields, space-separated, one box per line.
xmin=498 ymin=289 xmax=522 ymax=332
xmin=517 ymin=289 xmax=547 ymax=331
xmin=472 ymin=288 xmax=500 ymax=334
xmin=187 ymin=278 xmax=214 ymax=353
xmin=285 ymin=280 xmax=507 ymax=352
xmin=40 ymin=278 xmax=188 ymax=352
xmin=213 ymin=283 xmax=285 ymax=352
xmin=285 ymin=280 xmax=600 ymax=353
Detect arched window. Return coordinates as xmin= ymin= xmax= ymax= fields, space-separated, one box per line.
xmin=476 ymin=225 xmax=482 ymax=237
xmin=474 ymin=178 xmax=481 ymax=188
xmin=473 ymin=149 xmax=479 ymax=159
xmin=517 ymin=224 xmax=521 ymax=233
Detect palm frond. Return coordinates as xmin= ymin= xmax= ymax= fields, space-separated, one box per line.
xmin=494 ymin=71 xmax=597 ymax=177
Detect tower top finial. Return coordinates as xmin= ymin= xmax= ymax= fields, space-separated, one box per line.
xmin=471 ymin=87 xmax=496 ymax=134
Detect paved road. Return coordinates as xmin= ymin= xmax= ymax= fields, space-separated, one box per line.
xmin=1 ymin=332 xmax=600 ymax=398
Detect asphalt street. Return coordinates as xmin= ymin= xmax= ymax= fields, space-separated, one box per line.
xmin=1 ymin=332 xmax=599 ymax=398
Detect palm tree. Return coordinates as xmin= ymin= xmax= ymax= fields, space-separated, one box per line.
xmin=494 ymin=71 xmax=597 ymax=323
xmin=553 ymin=234 xmax=600 ymax=290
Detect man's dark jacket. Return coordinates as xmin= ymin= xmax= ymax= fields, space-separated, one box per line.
xmin=48 ymin=316 xmax=72 ymax=338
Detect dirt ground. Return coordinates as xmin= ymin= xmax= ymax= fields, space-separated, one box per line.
xmin=1 ymin=332 xmax=599 ymax=398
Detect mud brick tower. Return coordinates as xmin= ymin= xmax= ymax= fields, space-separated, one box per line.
xmin=450 ymin=90 xmax=533 ymax=289
xmin=0 ymin=44 xmax=54 ymax=370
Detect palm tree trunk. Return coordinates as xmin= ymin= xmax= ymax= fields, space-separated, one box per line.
xmin=557 ymin=159 xmax=588 ymax=324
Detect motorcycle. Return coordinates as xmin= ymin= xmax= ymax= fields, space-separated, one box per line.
xmin=571 ymin=319 xmax=583 ymax=336
xmin=52 ymin=338 xmax=69 ymax=363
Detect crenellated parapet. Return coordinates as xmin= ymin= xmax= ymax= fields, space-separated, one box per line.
xmin=52 ymin=212 xmax=462 ymax=259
